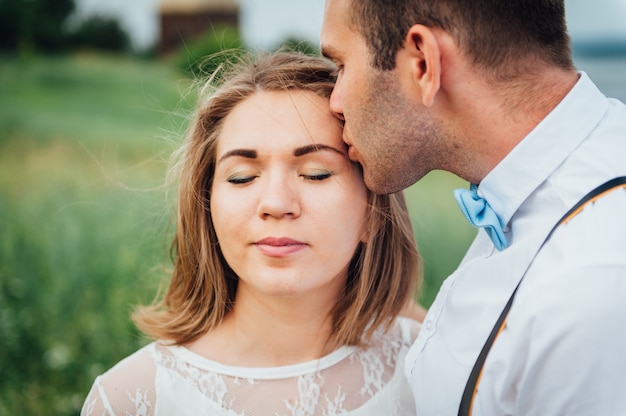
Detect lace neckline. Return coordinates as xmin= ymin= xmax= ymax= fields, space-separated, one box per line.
xmin=166 ymin=343 xmax=358 ymax=379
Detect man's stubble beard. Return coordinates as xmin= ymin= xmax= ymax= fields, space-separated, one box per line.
xmin=358 ymin=70 xmax=449 ymax=194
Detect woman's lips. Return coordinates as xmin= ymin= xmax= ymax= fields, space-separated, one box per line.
xmin=254 ymin=237 xmax=307 ymax=257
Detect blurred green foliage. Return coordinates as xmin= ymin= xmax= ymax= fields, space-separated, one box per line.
xmin=174 ymin=27 xmax=322 ymax=79
xmin=68 ymin=15 xmax=130 ymax=52
xmin=0 ymin=46 xmax=473 ymax=414
xmin=0 ymin=0 xmax=131 ymax=55
xmin=175 ymin=25 xmax=245 ymax=78
xmin=0 ymin=52 xmax=192 ymax=414
xmin=278 ymin=37 xmax=321 ymax=56
xmin=404 ymin=172 xmax=474 ymax=306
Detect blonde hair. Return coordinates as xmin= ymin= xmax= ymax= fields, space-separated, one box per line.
xmin=134 ymin=51 xmax=421 ymax=346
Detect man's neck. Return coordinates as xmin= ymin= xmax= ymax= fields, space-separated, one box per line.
xmin=445 ymin=67 xmax=579 ymax=183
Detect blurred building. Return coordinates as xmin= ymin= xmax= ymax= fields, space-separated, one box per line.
xmin=159 ymin=0 xmax=238 ymax=54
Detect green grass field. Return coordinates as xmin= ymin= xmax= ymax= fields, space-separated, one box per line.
xmin=0 ymin=52 xmax=474 ymax=414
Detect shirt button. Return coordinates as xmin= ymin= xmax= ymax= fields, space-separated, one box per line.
xmin=424 ymin=319 xmax=434 ymax=332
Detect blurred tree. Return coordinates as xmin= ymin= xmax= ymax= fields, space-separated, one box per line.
xmin=176 ymin=25 xmax=245 ymax=78
xmin=0 ymin=0 xmax=21 ymax=51
xmin=277 ymin=37 xmax=320 ymax=56
xmin=68 ymin=15 xmax=130 ymax=52
xmin=0 ymin=0 xmax=75 ymax=53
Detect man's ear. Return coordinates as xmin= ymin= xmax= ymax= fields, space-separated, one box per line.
xmin=404 ymin=24 xmax=441 ymax=107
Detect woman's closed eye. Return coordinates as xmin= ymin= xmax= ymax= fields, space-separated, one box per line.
xmin=301 ymin=170 xmax=333 ymax=181
xmin=226 ymin=170 xmax=333 ymax=184
xmin=227 ymin=173 xmax=257 ymax=184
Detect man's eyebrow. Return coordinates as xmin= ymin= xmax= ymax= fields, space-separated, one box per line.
xmin=294 ymin=144 xmax=346 ymax=157
xmin=217 ymin=149 xmax=257 ymax=163
xmin=320 ymin=44 xmax=339 ymax=61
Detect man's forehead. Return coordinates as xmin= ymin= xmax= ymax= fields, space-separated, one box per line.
xmin=320 ymin=0 xmax=359 ymax=57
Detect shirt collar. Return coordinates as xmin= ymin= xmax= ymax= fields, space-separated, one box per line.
xmin=477 ymin=72 xmax=609 ymax=228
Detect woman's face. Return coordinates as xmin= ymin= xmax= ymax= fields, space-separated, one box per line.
xmin=211 ymin=90 xmax=368 ymax=300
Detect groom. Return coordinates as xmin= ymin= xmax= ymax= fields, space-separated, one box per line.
xmin=321 ymin=0 xmax=626 ymax=414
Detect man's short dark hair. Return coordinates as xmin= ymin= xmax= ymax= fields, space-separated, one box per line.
xmin=348 ymin=0 xmax=574 ymax=78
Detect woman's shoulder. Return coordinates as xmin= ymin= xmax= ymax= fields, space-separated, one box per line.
xmin=376 ymin=315 xmax=422 ymax=346
xmin=100 ymin=342 xmax=159 ymax=381
xmin=81 ymin=342 xmax=160 ymax=416
xmin=348 ymin=316 xmax=421 ymax=370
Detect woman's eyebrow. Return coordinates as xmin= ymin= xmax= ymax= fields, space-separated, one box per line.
xmin=217 ymin=144 xmax=345 ymax=163
xmin=217 ymin=149 xmax=257 ymax=163
xmin=294 ymin=144 xmax=346 ymax=157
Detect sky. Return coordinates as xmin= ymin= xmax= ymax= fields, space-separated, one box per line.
xmin=565 ymin=0 xmax=626 ymax=41
xmin=71 ymin=0 xmax=626 ymax=51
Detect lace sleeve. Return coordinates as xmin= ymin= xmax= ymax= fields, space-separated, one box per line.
xmin=397 ymin=316 xmax=421 ymax=345
xmin=81 ymin=344 xmax=157 ymax=416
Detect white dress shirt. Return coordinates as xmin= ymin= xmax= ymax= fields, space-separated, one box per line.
xmin=405 ymin=72 xmax=626 ymax=415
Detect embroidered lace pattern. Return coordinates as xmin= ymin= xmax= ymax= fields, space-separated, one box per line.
xmin=81 ymin=317 xmax=420 ymax=416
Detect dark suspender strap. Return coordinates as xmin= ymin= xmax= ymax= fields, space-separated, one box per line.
xmin=458 ymin=176 xmax=626 ymax=416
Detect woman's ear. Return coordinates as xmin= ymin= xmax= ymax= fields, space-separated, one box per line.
xmin=404 ymin=24 xmax=441 ymax=107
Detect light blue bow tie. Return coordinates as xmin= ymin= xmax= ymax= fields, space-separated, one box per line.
xmin=453 ymin=184 xmax=508 ymax=251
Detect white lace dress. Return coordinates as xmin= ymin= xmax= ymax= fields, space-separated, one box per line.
xmin=81 ymin=317 xmax=420 ymax=416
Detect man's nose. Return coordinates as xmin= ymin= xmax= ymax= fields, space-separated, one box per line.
xmin=329 ymin=87 xmax=345 ymax=121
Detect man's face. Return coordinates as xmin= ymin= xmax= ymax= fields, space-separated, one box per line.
xmin=321 ymin=0 xmax=444 ymax=194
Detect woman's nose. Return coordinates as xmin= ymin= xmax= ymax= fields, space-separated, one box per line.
xmin=256 ymin=175 xmax=301 ymax=219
